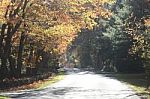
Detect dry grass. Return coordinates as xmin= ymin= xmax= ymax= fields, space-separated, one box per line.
xmin=37 ymin=74 xmax=64 ymax=89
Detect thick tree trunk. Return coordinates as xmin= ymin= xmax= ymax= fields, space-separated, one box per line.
xmin=28 ymin=43 xmax=34 ymax=65
xmin=1 ymin=58 xmax=8 ymax=79
xmin=0 ymin=0 xmax=29 ymax=79
xmin=1 ymin=24 xmax=12 ymax=79
xmin=9 ymin=55 xmax=17 ymax=77
xmin=96 ymin=50 xmax=103 ymax=70
xmin=0 ymin=24 xmax=6 ymax=58
xmin=0 ymin=24 xmax=7 ymax=79
xmin=16 ymin=32 xmax=26 ymax=76
xmin=35 ymin=48 xmax=44 ymax=72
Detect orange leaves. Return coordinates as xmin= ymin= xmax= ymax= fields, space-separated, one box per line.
xmin=27 ymin=22 xmax=77 ymax=54
xmin=43 ymin=23 xmax=77 ymax=54
xmin=33 ymin=0 xmax=113 ymax=53
xmin=145 ymin=19 xmax=150 ymax=26
xmin=1 ymin=0 xmax=115 ymax=57
xmin=63 ymin=0 xmax=114 ymax=30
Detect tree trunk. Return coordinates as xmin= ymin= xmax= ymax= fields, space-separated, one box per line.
xmin=0 ymin=24 xmax=7 ymax=79
xmin=1 ymin=58 xmax=8 ymax=79
xmin=96 ymin=50 xmax=103 ymax=70
xmin=16 ymin=32 xmax=26 ymax=76
xmin=28 ymin=43 xmax=34 ymax=65
xmin=0 ymin=24 xmax=6 ymax=58
xmin=1 ymin=24 xmax=12 ymax=79
xmin=9 ymin=55 xmax=16 ymax=77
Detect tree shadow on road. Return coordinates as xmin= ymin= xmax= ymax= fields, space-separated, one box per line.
xmin=5 ymin=87 xmax=78 ymax=98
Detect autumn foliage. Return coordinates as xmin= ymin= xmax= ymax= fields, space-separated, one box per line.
xmin=0 ymin=0 xmax=114 ymax=79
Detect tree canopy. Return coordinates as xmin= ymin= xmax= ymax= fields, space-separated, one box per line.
xmin=0 ymin=0 xmax=150 ymax=87
xmin=0 ymin=0 xmax=116 ymax=79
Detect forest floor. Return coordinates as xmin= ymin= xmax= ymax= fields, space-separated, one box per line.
xmin=0 ymin=70 xmax=144 ymax=99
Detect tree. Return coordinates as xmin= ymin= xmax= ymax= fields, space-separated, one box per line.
xmin=126 ymin=0 xmax=150 ymax=87
xmin=0 ymin=0 xmax=116 ymax=79
xmin=0 ymin=0 xmax=30 ymax=78
xmin=101 ymin=0 xmax=144 ymax=72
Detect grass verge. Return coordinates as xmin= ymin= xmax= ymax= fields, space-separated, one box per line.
xmin=0 ymin=96 xmax=9 ymax=99
xmin=109 ymin=74 xmax=150 ymax=99
xmin=37 ymin=73 xmax=64 ymax=89
xmin=126 ymin=83 xmax=150 ymax=98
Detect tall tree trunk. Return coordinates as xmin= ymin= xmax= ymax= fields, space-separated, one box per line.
xmin=28 ymin=43 xmax=34 ymax=66
xmin=0 ymin=24 xmax=7 ymax=79
xmin=16 ymin=32 xmax=26 ymax=76
xmin=96 ymin=50 xmax=103 ymax=70
xmin=35 ymin=48 xmax=44 ymax=72
xmin=0 ymin=24 xmax=6 ymax=58
xmin=9 ymin=55 xmax=16 ymax=77
xmin=16 ymin=0 xmax=29 ymax=76
xmin=1 ymin=24 xmax=12 ymax=79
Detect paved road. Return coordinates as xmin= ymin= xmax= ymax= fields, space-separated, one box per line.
xmin=1 ymin=71 xmax=140 ymax=99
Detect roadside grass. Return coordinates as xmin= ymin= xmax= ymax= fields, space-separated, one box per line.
xmin=0 ymin=72 xmax=65 ymax=92
xmin=0 ymin=96 xmax=9 ymax=99
xmin=106 ymin=73 xmax=150 ymax=99
xmin=0 ymin=72 xmax=64 ymax=99
xmin=126 ymin=83 xmax=150 ymax=99
xmin=37 ymin=73 xmax=64 ymax=89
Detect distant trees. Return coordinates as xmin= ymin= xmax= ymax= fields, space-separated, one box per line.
xmin=126 ymin=0 xmax=150 ymax=87
xmin=103 ymin=0 xmax=144 ymax=72
xmin=127 ymin=0 xmax=150 ymax=71
xmin=68 ymin=0 xmax=147 ymax=73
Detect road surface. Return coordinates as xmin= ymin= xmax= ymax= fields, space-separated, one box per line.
xmin=1 ymin=71 xmax=141 ymax=99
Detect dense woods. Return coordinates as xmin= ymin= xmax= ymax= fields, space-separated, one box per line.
xmin=0 ymin=0 xmax=150 ymax=88
xmin=68 ymin=0 xmax=150 ymax=73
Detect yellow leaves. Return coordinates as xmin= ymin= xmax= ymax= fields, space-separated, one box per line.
xmin=85 ymin=11 xmax=97 ymax=18
xmin=39 ymin=0 xmax=114 ymax=53
xmin=64 ymin=0 xmax=113 ymax=28
xmin=45 ymin=24 xmax=76 ymax=37
xmin=1 ymin=0 xmax=115 ymax=55
xmin=133 ymin=35 xmax=144 ymax=42
xmin=0 ymin=0 xmax=10 ymax=22
xmin=100 ymin=0 xmax=116 ymax=4
xmin=145 ymin=19 xmax=150 ymax=26
xmin=68 ymin=6 xmax=80 ymax=13
xmin=129 ymin=32 xmax=147 ymax=56
xmin=41 ymin=23 xmax=78 ymax=54
xmin=128 ymin=17 xmax=150 ymax=56
xmin=28 ymin=22 xmax=78 ymax=53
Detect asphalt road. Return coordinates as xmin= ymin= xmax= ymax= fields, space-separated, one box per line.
xmin=1 ymin=71 xmax=141 ymax=99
